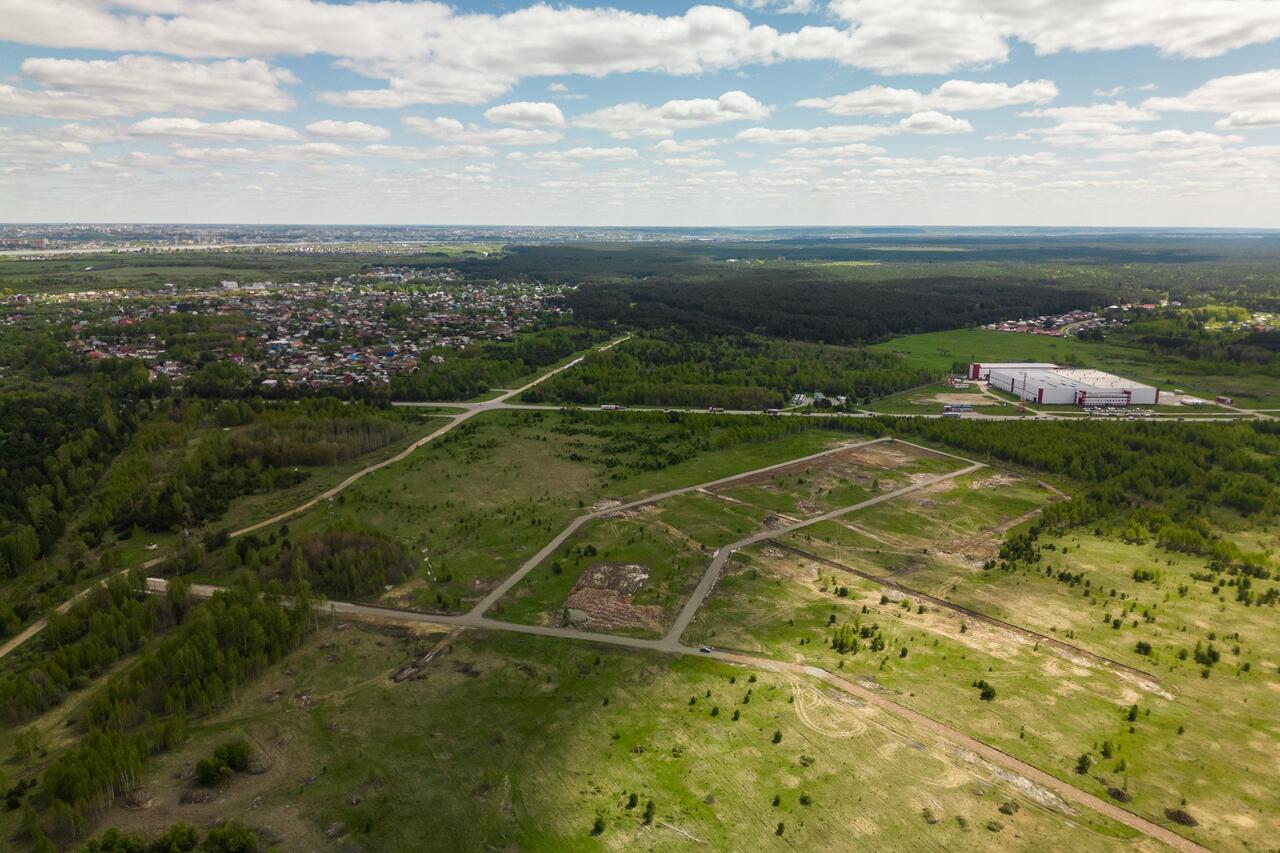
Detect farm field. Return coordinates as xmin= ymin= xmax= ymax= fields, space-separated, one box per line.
xmin=870 ymin=329 xmax=1280 ymax=408
xmin=75 ymin=624 xmax=1150 ymax=852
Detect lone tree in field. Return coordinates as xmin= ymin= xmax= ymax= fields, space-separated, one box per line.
xmin=771 ymin=730 xmax=782 ymax=744
xmin=643 ymin=799 xmax=655 ymax=825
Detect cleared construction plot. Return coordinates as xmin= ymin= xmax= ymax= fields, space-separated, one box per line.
xmin=494 ymin=441 xmax=966 ymax=636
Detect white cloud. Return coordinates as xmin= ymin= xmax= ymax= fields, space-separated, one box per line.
xmin=129 ymin=117 xmax=300 ymax=141
xmin=2 ymin=56 xmax=297 ymax=119
xmin=897 ymin=111 xmax=973 ymax=134
xmin=734 ymin=0 xmax=817 ymax=12
xmin=548 ymin=83 xmax=569 ymax=93
xmin=509 ymin=147 xmax=640 ymax=168
xmin=3 ymin=1 xmax=1274 ymax=105
xmin=651 ymin=138 xmax=726 ymax=154
xmin=1022 ymin=102 xmax=1157 ymax=122
xmin=0 ymin=85 xmax=120 ymax=120
xmin=1145 ymin=70 xmax=1280 ymax=130
xmin=364 ymin=144 xmax=495 ymax=161
xmin=1031 ymin=119 xmax=1243 ymax=151
xmin=1216 ymin=110 xmax=1280 ymax=129
xmin=170 ymin=142 xmax=362 ymax=163
xmin=738 ymin=124 xmax=892 ymax=145
xmin=826 ymin=0 xmax=1280 ymax=74
xmin=305 ymin=120 xmax=390 ymax=141
xmin=172 ymin=145 xmax=258 ymax=162
xmin=483 ymin=101 xmax=565 ymax=127
xmin=657 ymin=156 xmax=729 ymax=168
xmin=0 ymin=130 xmax=91 ymax=163
xmin=403 ymin=115 xmax=560 ymax=145
xmin=799 ymin=79 xmax=1056 ymax=116
xmin=738 ymin=113 xmax=970 ymax=144
xmin=576 ymin=91 xmax=772 ymax=138
xmin=773 ymin=143 xmax=886 ymax=160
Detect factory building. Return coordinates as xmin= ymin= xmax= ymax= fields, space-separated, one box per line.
xmin=967 ymin=362 xmax=1058 ymax=380
xmin=985 ymin=366 xmax=1160 ymax=406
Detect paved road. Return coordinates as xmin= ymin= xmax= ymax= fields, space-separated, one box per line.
xmin=396 ymin=399 xmax=1256 ymax=424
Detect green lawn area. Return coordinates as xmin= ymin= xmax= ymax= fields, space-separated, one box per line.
xmin=71 ymin=625 xmax=1147 ymax=852
xmin=872 ymin=329 xmax=1280 ymax=407
xmin=863 ymin=382 xmax=1013 ymax=415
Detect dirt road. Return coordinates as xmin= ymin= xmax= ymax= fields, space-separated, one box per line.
xmin=145 ymin=576 xmax=1209 ymax=853
xmin=471 ymin=436 xmax=896 ymax=617
xmin=663 ymin=460 xmax=985 ymax=644
xmin=232 ymin=336 xmax=630 ymax=537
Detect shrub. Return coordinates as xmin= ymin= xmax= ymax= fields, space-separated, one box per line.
xmin=194 ymin=758 xmax=232 ymax=788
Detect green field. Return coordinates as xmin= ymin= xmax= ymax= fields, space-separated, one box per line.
xmin=258 ymin=412 xmax=872 ymax=611
xmin=872 ymin=329 xmax=1280 ymax=407
xmin=683 ymin=473 xmax=1280 ymax=852
xmin=73 ymin=625 xmax=1147 ymax=851
xmin=862 ymin=382 xmax=1016 ymax=415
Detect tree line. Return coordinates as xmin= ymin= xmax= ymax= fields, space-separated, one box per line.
xmin=21 ymin=580 xmax=312 ymax=845
xmin=523 ymin=330 xmax=935 ymax=408
xmin=564 ymin=273 xmax=1102 ymax=345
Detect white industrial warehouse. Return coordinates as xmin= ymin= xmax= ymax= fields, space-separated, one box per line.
xmin=969 ymin=362 xmax=1160 ymax=407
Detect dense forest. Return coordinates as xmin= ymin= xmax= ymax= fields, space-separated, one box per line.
xmin=1124 ymin=313 xmax=1280 ymax=374
xmin=0 ymin=571 xmax=172 ymax=725
xmin=79 ymin=399 xmax=412 ymax=546
xmin=15 ymin=580 xmax=312 ymax=846
xmin=523 ymin=330 xmax=934 ymax=408
xmin=443 ymin=239 xmax=1240 ymax=282
xmin=564 ymin=273 xmax=1102 ymax=345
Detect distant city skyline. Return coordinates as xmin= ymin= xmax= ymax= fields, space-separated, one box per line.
xmin=1 ymin=0 xmax=1278 ymax=226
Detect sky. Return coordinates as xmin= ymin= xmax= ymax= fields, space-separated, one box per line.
xmin=0 ymin=0 xmax=1278 ymax=226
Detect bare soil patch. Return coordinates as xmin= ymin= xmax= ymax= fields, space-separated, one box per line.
xmin=563 ymin=562 xmax=665 ymax=631
xmin=923 ymin=393 xmax=984 ymax=405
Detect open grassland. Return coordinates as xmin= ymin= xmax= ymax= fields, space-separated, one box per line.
xmin=708 ymin=440 xmax=958 ymax=518
xmin=788 ymin=469 xmax=1059 ymax=574
xmin=257 ymin=412 xmax=870 ymax=612
xmin=871 ymin=329 xmax=1280 ymax=407
xmin=683 ymin=474 xmax=1279 ymax=852
xmin=895 ymin=530 xmax=1280 ymax=849
xmin=212 ymin=414 xmax=450 ymax=535
xmin=495 ymin=441 xmax=957 ymax=635
xmin=79 ymin=625 xmax=1149 ymax=852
